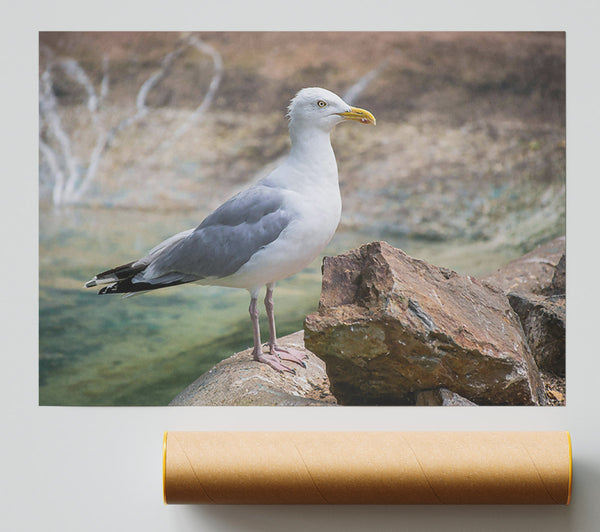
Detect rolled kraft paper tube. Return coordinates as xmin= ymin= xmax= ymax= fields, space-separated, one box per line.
xmin=163 ymin=431 xmax=572 ymax=505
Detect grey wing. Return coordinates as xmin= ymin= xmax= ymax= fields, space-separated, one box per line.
xmin=135 ymin=185 xmax=291 ymax=284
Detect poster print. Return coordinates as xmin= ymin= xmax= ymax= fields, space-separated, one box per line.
xmin=39 ymin=32 xmax=565 ymax=406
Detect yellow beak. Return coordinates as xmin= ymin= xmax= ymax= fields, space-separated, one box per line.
xmin=338 ymin=106 xmax=376 ymax=125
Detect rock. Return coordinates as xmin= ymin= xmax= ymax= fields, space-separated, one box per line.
xmin=415 ymin=388 xmax=477 ymax=406
xmin=507 ymin=293 xmax=565 ymax=376
xmin=484 ymin=236 xmax=565 ymax=377
xmin=169 ymin=331 xmax=336 ymax=406
xmin=547 ymin=253 xmax=566 ymax=295
xmin=304 ymin=241 xmax=545 ymax=406
xmin=483 ymin=236 xmax=565 ymax=296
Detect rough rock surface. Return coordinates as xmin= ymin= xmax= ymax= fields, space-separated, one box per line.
xmin=483 ymin=236 xmax=565 ymax=296
xmin=547 ymin=253 xmax=566 ymax=295
xmin=484 ymin=236 xmax=565 ymax=378
xmin=415 ymin=388 xmax=477 ymax=406
xmin=507 ymin=293 xmax=565 ymax=376
xmin=169 ymin=331 xmax=336 ymax=406
xmin=304 ymin=241 xmax=545 ymax=406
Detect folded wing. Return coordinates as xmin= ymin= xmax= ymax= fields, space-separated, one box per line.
xmin=87 ymin=185 xmax=291 ymax=294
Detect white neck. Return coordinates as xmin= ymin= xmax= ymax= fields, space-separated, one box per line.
xmin=288 ymin=126 xmax=337 ymax=181
xmin=259 ymin=122 xmax=341 ymax=196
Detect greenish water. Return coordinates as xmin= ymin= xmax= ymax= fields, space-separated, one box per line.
xmin=39 ymin=205 xmax=522 ymax=406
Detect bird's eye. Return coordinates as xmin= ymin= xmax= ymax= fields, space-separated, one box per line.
xmin=317 ymin=100 xmax=327 ymax=108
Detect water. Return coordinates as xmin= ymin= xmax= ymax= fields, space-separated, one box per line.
xmin=39 ymin=205 xmax=519 ymax=406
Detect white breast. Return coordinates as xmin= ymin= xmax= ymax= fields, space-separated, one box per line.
xmin=215 ymin=181 xmax=341 ymax=291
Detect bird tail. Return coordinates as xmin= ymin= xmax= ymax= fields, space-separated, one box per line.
xmin=85 ymin=261 xmax=148 ymax=295
xmin=85 ymin=261 xmax=144 ymax=287
xmin=85 ymin=261 xmax=189 ymax=295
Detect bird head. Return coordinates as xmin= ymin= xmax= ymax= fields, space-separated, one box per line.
xmin=287 ymin=87 xmax=376 ymax=133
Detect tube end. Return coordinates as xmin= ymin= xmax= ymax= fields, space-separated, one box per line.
xmin=163 ymin=431 xmax=168 ymax=505
xmin=566 ymin=431 xmax=573 ymax=505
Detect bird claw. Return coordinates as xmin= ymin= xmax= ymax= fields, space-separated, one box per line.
xmin=253 ymin=350 xmax=296 ymax=374
xmin=270 ymin=345 xmax=308 ymax=368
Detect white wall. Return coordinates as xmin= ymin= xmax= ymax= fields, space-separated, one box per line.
xmin=3 ymin=2 xmax=599 ymax=531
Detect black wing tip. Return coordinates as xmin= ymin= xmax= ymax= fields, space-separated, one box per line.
xmin=97 ymin=279 xmax=138 ymax=295
xmin=90 ymin=262 xmax=146 ymax=284
xmin=97 ymin=278 xmax=188 ymax=295
xmin=98 ymin=284 xmax=116 ymax=295
xmin=87 ymin=261 xmax=147 ymax=294
xmin=96 ymin=261 xmax=141 ymax=278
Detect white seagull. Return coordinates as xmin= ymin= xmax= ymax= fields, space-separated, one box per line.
xmin=85 ymin=87 xmax=376 ymax=374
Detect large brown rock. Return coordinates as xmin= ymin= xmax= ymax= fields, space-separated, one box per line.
xmin=304 ymin=241 xmax=545 ymax=406
xmin=169 ymin=331 xmax=336 ymax=406
xmin=484 ymin=236 xmax=565 ymax=377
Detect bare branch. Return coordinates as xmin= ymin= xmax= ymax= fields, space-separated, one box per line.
xmin=136 ymin=45 xmax=187 ymax=116
xmin=57 ymin=58 xmax=99 ymax=114
xmin=342 ymin=60 xmax=388 ymax=104
xmin=69 ymin=131 xmax=109 ymax=203
xmin=59 ymin=44 xmax=191 ymax=203
xmin=160 ymin=36 xmax=223 ymax=149
xmin=40 ymin=54 xmax=107 ymax=205
xmin=99 ymin=54 xmax=110 ymax=104
xmin=39 ymin=37 xmax=225 ymax=206
xmin=39 ymin=68 xmax=80 ymax=200
xmin=51 ymin=56 xmax=109 ymax=202
xmin=39 ymin=139 xmax=66 ymax=206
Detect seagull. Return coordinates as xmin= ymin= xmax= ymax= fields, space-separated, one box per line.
xmin=85 ymin=87 xmax=375 ymax=374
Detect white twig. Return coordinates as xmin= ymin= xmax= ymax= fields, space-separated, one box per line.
xmin=160 ymin=36 xmax=223 ymax=149
xmin=51 ymin=58 xmax=106 ymax=201
xmin=342 ymin=60 xmax=388 ymax=104
xmin=39 ymin=69 xmax=80 ymax=201
xmin=40 ymin=57 xmax=103 ymax=204
xmin=39 ymin=139 xmax=66 ymax=206
xmin=99 ymin=54 xmax=110 ymax=104
xmin=58 ymin=58 xmax=98 ymax=114
xmin=102 ymin=44 xmax=189 ymax=147
xmin=136 ymin=45 xmax=186 ymax=116
xmin=69 ymin=131 xmax=109 ymax=203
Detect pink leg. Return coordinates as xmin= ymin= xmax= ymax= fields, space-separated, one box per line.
xmin=249 ymin=294 xmax=295 ymax=374
xmin=264 ymin=283 xmax=308 ymax=368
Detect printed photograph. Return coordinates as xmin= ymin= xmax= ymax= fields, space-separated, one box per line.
xmin=39 ymin=31 xmax=565 ymax=406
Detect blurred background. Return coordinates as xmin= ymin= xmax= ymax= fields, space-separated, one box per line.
xmin=38 ymin=31 xmax=565 ymax=405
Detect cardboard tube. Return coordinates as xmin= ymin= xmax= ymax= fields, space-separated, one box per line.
xmin=163 ymin=431 xmax=572 ymax=505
